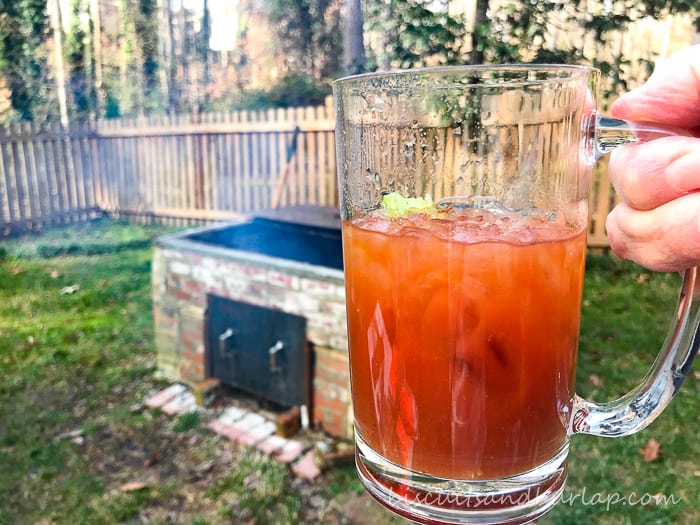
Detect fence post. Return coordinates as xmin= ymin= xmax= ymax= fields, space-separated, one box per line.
xmin=193 ymin=106 xmax=205 ymax=209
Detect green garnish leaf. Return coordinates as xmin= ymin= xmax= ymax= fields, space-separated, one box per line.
xmin=382 ymin=192 xmax=435 ymax=217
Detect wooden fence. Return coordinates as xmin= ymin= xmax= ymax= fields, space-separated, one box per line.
xmin=0 ymin=122 xmax=101 ymax=233
xmin=0 ymin=100 xmax=615 ymax=247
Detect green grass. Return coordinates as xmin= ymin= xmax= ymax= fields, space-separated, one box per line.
xmin=0 ymin=219 xmax=698 ymax=525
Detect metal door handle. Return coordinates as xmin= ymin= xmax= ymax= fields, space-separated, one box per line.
xmin=219 ymin=328 xmax=235 ymax=358
xmin=269 ymin=340 xmax=284 ymax=373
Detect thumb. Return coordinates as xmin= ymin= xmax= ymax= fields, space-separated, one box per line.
xmin=610 ymin=45 xmax=700 ymax=132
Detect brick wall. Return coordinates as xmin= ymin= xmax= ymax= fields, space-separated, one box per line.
xmin=152 ymin=240 xmax=353 ymax=438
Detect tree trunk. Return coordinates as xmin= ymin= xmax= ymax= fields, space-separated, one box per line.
xmin=49 ymin=0 xmax=70 ymax=127
xmin=376 ymin=0 xmax=394 ymax=71
xmin=200 ymin=0 xmax=211 ymax=106
xmin=179 ymin=0 xmax=190 ymax=110
xmin=166 ymin=0 xmax=178 ymax=113
xmin=470 ymin=0 xmax=489 ymax=65
xmin=118 ymin=0 xmax=129 ymax=114
xmin=89 ymin=0 xmax=103 ymax=117
xmin=342 ymin=0 xmax=365 ymax=75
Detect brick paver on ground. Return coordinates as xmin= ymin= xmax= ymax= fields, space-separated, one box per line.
xmin=147 ymin=385 xmax=322 ymax=480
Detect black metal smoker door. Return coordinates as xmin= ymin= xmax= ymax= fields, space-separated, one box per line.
xmin=206 ymin=295 xmax=309 ymax=407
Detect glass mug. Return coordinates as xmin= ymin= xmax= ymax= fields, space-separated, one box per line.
xmin=332 ymin=65 xmax=700 ymax=525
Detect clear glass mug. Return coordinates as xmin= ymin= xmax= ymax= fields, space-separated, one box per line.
xmin=332 ymin=65 xmax=700 ymax=525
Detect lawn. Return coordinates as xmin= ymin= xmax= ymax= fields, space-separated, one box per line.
xmin=0 ymin=219 xmax=697 ymax=525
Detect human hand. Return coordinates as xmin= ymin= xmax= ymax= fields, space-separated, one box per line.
xmin=605 ymin=44 xmax=700 ymax=272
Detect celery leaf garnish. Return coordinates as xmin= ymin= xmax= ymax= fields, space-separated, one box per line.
xmin=382 ymin=192 xmax=435 ymax=217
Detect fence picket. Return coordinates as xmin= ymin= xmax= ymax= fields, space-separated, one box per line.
xmin=0 ymin=127 xmax=13 ymax=227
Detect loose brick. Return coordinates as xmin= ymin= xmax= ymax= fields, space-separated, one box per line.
xmin=237 ymin=421 xmax=277 ymax=447
xmin=275 ymin=406 xmax=301 ymax=438
xmin=274 ymin=439 xmax=305 ymax=464
xmin=161 ymin=392 xmax=197 ymax=416
xmin=219 ymin=406 xmax=248 ymax=424
xmin=256 ymin=434 xmax=289 ymax=456
xmin=291 ymin=450 xmax=322 ymax=481
xmin=144 ymin=384 xmax=187 ymax=409
xmin=208 ymin=420 xmax=242 ymax=441
xmin=231 ymin=412 xmax=268 ymax=432
xmin=193 ymin=378 xmax=221 ymax=407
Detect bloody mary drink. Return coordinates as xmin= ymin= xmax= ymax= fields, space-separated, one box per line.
xmin=342 ymin=203 xmax=587 ymax=480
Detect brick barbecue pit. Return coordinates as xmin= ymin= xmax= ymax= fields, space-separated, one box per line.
xmin=151 ymin=206 xmax=352 ymax=438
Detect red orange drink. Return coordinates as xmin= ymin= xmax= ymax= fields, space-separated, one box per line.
xmin=343 ymin=205 xmax=587 ymax=480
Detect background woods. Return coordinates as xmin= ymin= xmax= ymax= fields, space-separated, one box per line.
xmin=0 ymin=0 xmax=697 ymax=123
xmin=0 ymin=0 xmax=698 ymax=243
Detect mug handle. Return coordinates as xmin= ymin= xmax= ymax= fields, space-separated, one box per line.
xmin=570 ymin=267 xmax=700 ymax=436
xmin=571 ymin=114 xmax=700 ymax=436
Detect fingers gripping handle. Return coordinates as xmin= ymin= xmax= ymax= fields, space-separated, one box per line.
xmin=570 ymin=267 xmax=700 ymax=436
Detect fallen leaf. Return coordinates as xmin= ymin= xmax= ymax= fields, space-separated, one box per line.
xmin=636 ymin=273 xmax=650 ymax=283
xmin=693 ymin=370 xmax=700 ymax=380
xmin=49 ymin=270 xmax=60 ymax=278
xmin=589 ymin=374 xmax=603 ymax=387
xmin=640 ymin=438 xmax=660 ymax=462
xmin=118 ymin=481 xmax=148 ymax=492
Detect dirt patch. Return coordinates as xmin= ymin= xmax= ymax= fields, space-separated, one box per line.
xmin=74 ymin=396 xmax=405 ymax=524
